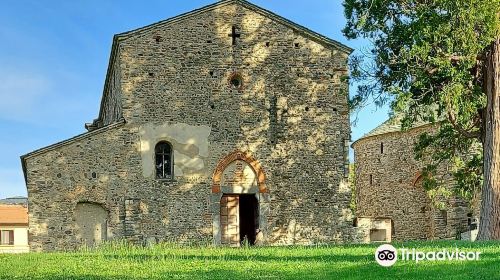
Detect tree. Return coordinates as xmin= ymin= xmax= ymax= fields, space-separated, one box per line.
xmin=344 ymin=0 xmax=500 ymax=239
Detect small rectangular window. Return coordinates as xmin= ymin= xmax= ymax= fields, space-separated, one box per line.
xmin=0 ymin=230 xmax=14 ymax=245
xmin=370 ymin=174 xmax=373 ymax=186
xmin=380 ymin=142 xmax=384 ymax=154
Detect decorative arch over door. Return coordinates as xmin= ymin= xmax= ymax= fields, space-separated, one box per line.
xmin=212 ymin=150 xmax=267 ymax=193
xmin=210 ymin=150 xmax=269 ymax=246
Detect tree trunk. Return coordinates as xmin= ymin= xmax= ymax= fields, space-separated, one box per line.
xmin=477 ymin=38 xmax=500 ymax=240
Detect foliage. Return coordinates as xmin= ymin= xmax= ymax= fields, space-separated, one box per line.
xmin=414 ymin=124 xmax=483 ymax=208
xmin=344 ymin=0 xmax=500 ymax=205
xmin=0 ymin=241 xmax=498 ymax=279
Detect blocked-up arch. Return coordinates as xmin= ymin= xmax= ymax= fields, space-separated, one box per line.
xmin=413 ymin=171 xmax=423 ymax=187
xmin=212 ymin=150 xmax=267 ymax=193
xmin=74 ymin=202 xmax=108 ymax=247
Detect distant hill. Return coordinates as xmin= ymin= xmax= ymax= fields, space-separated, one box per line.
xmin=0 ymin=196 xmax=27 ymax=205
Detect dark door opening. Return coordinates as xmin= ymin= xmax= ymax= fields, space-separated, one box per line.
xmin=238 ymin=194 xmax=259 ymax=245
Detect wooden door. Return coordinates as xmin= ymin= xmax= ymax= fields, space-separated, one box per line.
xmin=220 ymin=195 xmax=240 ymax=246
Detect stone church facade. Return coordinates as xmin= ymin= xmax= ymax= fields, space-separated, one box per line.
xmin=21 ymin=0 xmax=354 ymax=251
xmin=352 ymin=119 xmax=475 ymax=242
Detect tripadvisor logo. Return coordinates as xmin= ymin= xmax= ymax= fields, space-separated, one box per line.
xmin=374 ymin=244 xmax=481 ymax=267
xmin=375 ymin=244 xmax=397 ymax=267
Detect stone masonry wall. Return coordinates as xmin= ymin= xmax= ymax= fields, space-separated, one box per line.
xmin=99 ymin=47 xmax=123 ymax=127
xmin=24 ymin=1 xmax=354 ymax=251
xmin=353 ymin=125 xmax=471 ymax=241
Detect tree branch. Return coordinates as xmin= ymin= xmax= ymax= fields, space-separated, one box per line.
xmin=446 ymin=109 xmax=481 ymax=139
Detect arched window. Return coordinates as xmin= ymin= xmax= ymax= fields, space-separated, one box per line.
xmin=155 ymin=142 xmax=173 ymax=179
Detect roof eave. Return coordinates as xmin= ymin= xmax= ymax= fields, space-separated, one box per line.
xmin=96 ymin=0 xmax=353 ymax=124
xmin=0 ymin=223 xmax=29 ymax=227
xmin=351 ymin=122 xmax=437 ymax=148
xmin=20 ymin=119 xmax=126 ymax=185
xmin=113 ymin=0 xmax=353 ymax=53
xmin=96 ymin=34 xmax=121 ymax=125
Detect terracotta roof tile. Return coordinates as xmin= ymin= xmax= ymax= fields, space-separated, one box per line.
xmin=0 ymin=205 xmax=28 ymax=225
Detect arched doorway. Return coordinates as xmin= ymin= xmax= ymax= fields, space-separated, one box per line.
xmin=211 ymin=151 xmax=269 ymax=246
xmin=74 ymin=202 xmax=108 ymax=247
xmin=413 ymin=174 xmax=433 ymax=239
xmin=219 ymin=194 xmax=259 ymax=245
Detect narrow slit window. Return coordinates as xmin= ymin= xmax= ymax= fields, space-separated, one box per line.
xmin=380 ymin=142 xmax=384 ymax=154
xmin=155 ymin=142 xmax=173 ymax=179
xmin=370 ymin=174 xmax=373 ymax=186
xmin=441 ymin=210 xmax=448 ymax=226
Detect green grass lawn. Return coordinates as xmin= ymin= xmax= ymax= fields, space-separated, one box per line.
xmin=0 ymin=241 xmax=499 ymax=279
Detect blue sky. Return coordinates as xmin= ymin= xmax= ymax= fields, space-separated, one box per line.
xmin=0 ymin=0 xmax=389 ymax=198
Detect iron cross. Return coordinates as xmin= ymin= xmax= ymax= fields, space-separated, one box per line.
xmin=228 ymin=26 xmax=241 ymax=45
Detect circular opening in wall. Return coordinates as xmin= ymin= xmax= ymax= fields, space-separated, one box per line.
xmin=229 ymin=73 xmax=243 ymax=89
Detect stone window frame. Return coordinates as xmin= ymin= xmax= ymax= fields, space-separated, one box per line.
xmin=154 ymin=141 xmax=174 ymax=180
xmin=228 ymin=72 xmax=244 ymax=91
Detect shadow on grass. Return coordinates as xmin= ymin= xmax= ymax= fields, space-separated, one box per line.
xmin=2 ymin=242 xmax=499 ymax=280
xmin=11 ymin=259 xmax=500 ymax=280
xmin=100 ymin=252 xmax=371 ymax=263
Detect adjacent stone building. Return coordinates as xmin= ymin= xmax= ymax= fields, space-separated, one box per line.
xmin=21 ymin=0 xmax=354 ymax=251
xmin=352 ymin=118 xmax=475 ymax=242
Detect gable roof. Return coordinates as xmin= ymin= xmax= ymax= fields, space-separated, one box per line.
xmin=115 ymin=0 xmax=353 ymax=52
xmin=96 ymin=0 xmax=353 ymax=125
xmin=361 ymin=118 xmax=403 ymax=139
xmin=352 ymin=117 xmax=431 ymax=147
xmin=0 ymin=205 xmax=28 ymax=226
xmin=20 ymin=119 xmax=126 ymax=184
